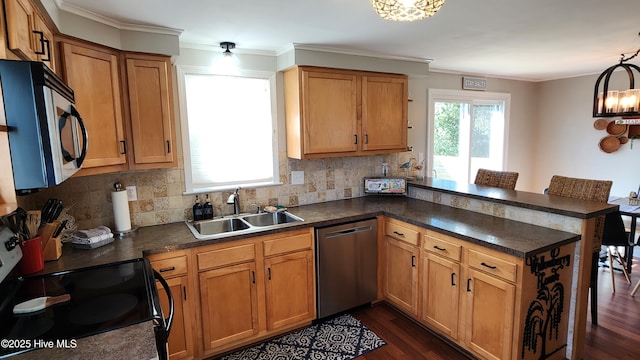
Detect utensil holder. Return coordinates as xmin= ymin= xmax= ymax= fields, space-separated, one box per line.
xmin=18 ymin=237 xmax=44 ymax=275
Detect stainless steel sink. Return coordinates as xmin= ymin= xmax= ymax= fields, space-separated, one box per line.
xmin=192 ymin=218 xmax=250 ymax=235
xmin=186 ymin=211 xmax=304 ymax=240
xmin=241 ymin=212 xmax=303 ymax=227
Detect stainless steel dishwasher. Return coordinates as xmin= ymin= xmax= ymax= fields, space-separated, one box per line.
xmin=315 ymin=218 xmax=378 ymax=318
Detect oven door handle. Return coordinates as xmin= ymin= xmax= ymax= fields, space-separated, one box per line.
xmin=153 ymin=270 xmax=174 ymax=335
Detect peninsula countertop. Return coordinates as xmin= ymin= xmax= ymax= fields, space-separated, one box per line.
xmin=40 ymin=195 xmax=582 ymax=275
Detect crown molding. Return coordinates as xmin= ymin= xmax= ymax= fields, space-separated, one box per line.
xmin=284 ymin=43 xmax=433 ymax=64
xmin=55 ymin=0 xmax=182 ymax=36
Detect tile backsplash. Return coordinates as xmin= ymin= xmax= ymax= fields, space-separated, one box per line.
xmin=18 ymin=152 xmax=416 ymax=230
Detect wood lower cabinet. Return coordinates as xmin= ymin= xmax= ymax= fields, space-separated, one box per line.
xmin=383 ymin=219 xmax=420 ymax=317
xmin=462 ymin=267 xmax=515 ymax=360
xmin=383 ymin=219 xmax=576 ymax=360
xmin=199 ymin=261 xmax=259 ymax=349
xmin=195 ymin=228 xmax=316 ymax=358
xmin=264 ymin=249 xmax=314 ymax=330
xmin=284 ymin=66 xmax=408 ymax=159
xmin=148 ymin=252 xmax=195 ymax=360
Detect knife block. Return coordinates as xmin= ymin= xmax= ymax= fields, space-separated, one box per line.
xmin=38 ymin=221 xmax=63 ymax=261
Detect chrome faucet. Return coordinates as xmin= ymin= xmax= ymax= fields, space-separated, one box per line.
xmin=226 ymin=187 xmax=241 ymax=215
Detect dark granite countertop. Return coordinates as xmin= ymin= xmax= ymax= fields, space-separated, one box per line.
xmin=409 ymin=178 xmax=618 ymax=218
xmin=40 ymin=196 xmax=581 ymax=275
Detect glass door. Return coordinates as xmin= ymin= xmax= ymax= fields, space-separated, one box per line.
xmin=430 ymin=91 xmax=508 ymax=184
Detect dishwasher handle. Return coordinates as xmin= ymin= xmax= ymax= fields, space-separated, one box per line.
xmin=323 ymin=225 xmax=373 ymax=239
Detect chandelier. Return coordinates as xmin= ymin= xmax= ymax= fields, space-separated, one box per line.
xmin=370 ymin=0 xmax=446 ymax=22
xmin=593 ymin=35 xmax=640 ymax=117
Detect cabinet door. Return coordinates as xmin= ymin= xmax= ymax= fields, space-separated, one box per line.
xmin=384 ymin=237 xmax=419 ymax=316
xmin=463 ymin=268 xmax=515 ymax=360
xmin=421 ymin=253 xmax=460 ymax=339
xmin=4 ymin=0 xmax=36 ymax=60
xmin=301 ymin=70 xmax=358 ymax=154
xmin=264 ymin=250 xmax=315 ymax=330
xmin=33 ymin=13 xmax=54 ymax=72
xmin=361 ymin=75 xmax=408 ymax=151
xmin=125 ymin=56 xmax=176 ymax=167
xmin=199 ymin=262 xmax=259 ymax=350
xmin=156 ymin=276 xmax=194 ymax=360
xmin=61 ymin=42 xmax=127 ymax=170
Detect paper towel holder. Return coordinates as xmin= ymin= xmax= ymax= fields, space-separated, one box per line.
xmin=113 ymin=182 xmax=138 ymax=237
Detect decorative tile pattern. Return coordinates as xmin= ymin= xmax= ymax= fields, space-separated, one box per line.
xmin=221 ymin=314 xmax=385 ymax=360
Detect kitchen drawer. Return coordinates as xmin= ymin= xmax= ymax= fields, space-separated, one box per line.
xmin=467 ymin=249 xmax=517 ymax=283
xmin=150 ymin=255 xmax=188 ymax=277
xmin=423 ymin=233 xmax=461 ymax=262
xmin=198 ymin=243 xmax=256 ymax=271
xmin=263 ymin=232 xmax=312 ymax=257
xmin=385 ymin=221 xmax=419 ymax=246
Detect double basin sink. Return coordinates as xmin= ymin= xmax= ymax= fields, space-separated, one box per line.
xmin=186 ymin=211 xmax=304 ymax=240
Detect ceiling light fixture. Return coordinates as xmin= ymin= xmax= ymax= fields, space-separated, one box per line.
xmin=593 ymin=33 xmax=640 ymax=117
xmin=370 ymin=0 xmax=445 ymax=22
xmin=220 ymin=41 xmax=235 ymax=56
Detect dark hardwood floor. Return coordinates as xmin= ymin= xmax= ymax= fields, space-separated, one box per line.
xmin=352 ymin=258 xmax=640 ymax=359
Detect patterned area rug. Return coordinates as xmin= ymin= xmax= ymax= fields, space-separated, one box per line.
xmin=221 ymin=314 xmax=386 ymax=360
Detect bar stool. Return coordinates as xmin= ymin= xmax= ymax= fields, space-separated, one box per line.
xmin=600 ymin=211 xmax=632 ymax=293
xmin=546 ymin=175 xmax=612 ymax=325
xmin=474 ymin=168 xmax=519 ymax=189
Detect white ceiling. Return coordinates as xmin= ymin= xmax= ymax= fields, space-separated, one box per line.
xmin=58 ymin=0 xmax=640 ymax=81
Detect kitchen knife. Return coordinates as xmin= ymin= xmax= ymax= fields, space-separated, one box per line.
xmin=50 ymin=200 xmax=64 ymax=222
xmin=13 ymin=294 xmax=71 ymax=314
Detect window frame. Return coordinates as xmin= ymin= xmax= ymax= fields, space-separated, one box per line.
xmin=427 ymin=89 xmax=511 ymax=183
xmin=175 ymin=65 xmax=280 ymax=194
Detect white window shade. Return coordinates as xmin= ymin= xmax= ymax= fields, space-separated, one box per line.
xmin=177 ymin=67 xmax=279 ymax=193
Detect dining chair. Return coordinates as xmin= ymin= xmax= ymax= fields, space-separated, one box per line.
xmin=599 ymin=211 xmax=632 ymax=293
xmin=546 ymin=175 xmax=612 ymax=325
xmin=474 ymin=168 xmax=519 ymax=189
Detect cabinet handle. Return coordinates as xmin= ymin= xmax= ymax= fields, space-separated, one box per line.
xmin=354 ymin=134 xmax=358 ymax=144
xmin=167 ymin=140 xmax=171 ymax=154
xmin=365 ymin=134 xmax=369 ymax=144
xmin=481 ymin=262 xmax=497 ymax=270
xmin=393 ymin=231 xmax=405 ymax=237
xmin=159 ymin=266 xmax=175 ymax=273
xmin=183 ymin=285 xmax=187 ymax=301
xmin=411 ymin=255 xmax=416 ymax=267
xmin=120 ymin=140 xmax=127 ymax=154
xmin=41 ymin=39 xmax=51 ymax=62
xmin=251 ymin=270 xmax=256 ymax=284
xmin=433 ymin=245 xmax=446 ymax=251
xmin=451 ymin=272 xmax=456 ymax=286
xmin=267 ymin=267 xmax=271 ymax=280
xmin=32 ymin=31 xmax=46 ymax=55
xmin=467 ymin=278 xmax=472 ymax=292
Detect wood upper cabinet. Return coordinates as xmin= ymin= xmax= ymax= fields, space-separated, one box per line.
xmin=4 ymin=0 xmax=56 ymax=71
xmin=123 ymin=53 xmax=177 ymax=169
xmin=60 ymin=39 xmax=127 ymax=173
xmin=4 ymin=0 xmax=36 ymax=60
xmin=284 ymin=66 xmax=408 ymax=159
xmin=361 ymin=75 xmax=408 ymax=151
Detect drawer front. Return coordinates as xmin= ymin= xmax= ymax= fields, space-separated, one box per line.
xmin=263 ymin=233 xmax=312 ymax=257
xmin=423 ymin=234 xmax=461 ymax=262
xmin=467 ymin=249 xmax=517 ymax=282
xmin=198 ymin=243 xmax=256 ymax=271
xmin=385 ymin=221 xmax=419 ymax=246
xmin=150 ymin=255 xmax=188 ymax=277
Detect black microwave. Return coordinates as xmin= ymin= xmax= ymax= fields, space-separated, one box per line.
xmin=0 ymin=60 xmax=87 ymax=194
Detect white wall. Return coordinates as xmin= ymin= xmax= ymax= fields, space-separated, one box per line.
xmin=536 ymin=75 xmax=640 ymax=197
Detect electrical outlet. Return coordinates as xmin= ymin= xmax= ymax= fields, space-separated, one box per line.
xmin=291 ymin=171 xmax=304 ymax=185
xmin=126 ymin=186 xmax=137 ymax=201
